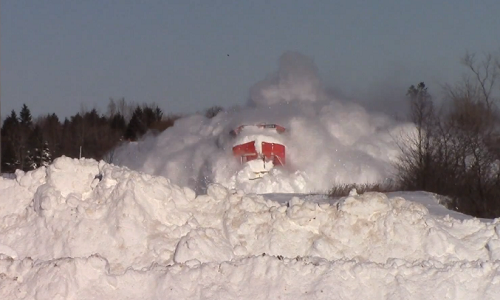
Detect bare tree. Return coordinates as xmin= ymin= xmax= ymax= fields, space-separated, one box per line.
xmin=107 ymin=98 xmax=117 ymax=118
xmin=396 ymin=82 xmax=435 ymax=190
xmin=460 ymin=52 xmax=498 ymax=109
xmin=395 ymin=52 xmax=500 ymax=217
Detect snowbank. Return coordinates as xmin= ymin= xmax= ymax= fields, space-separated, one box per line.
xmin=1 ymin=157 xmax=500 ymax=299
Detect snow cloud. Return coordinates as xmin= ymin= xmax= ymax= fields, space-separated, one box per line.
xmin=249 ymin=52 xmax=324 ymax=106
xmin=114 ymin=52 xmax=410 ymax=194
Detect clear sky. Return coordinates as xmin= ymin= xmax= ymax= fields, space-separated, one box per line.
xmin=2 ymin=0 xmax=499 ymax=119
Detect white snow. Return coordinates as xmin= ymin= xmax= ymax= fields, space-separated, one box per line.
xmin=1 ymin=157 xmax=500 ymax=299
xmin=113 ymin=52 xmax=409 ymax=194
xmin=2 ymin=52 xmax=499 ymax=299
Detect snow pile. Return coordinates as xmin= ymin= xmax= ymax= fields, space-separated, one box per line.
xmin=113 ymin=52 xmax=410 ymax=194
xmin=1 ymin=157 xmax=500 ymax=299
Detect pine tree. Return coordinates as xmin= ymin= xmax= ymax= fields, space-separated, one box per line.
xmin=26 ymin=125 xmax=44 ymax=170
xmin=110 ymin=113 xmax=126 ymax=132
xmin=124 ymin=105 xmax=166 ymax=140
xmin=25 ymin=150 xmax=37 ymax=170
xmin=124 ymin=107 xmax=146 ymax=141
xmin=40 ymin=113 xmax=62 ymax=159
xmin=19 ymin=104 xmax=33 ymax=126
xmin=40 ymin=141 xmax=52 ymax=167
xmin=16 ymin=104 xmax=35 ymax=171
xmin=1 ymin=111 xmax=21 ymax=172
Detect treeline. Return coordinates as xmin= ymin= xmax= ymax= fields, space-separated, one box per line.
xmin=397 ymin=52 xmax=500 ymax=218
xmin=3 ymin=52 xmax=500 ymax=219
xmin=0 ymin=98 xmax=222 ymax=173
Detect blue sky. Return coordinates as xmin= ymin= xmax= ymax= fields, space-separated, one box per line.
xmin=2 ymin=0 xmax=499 ymax=119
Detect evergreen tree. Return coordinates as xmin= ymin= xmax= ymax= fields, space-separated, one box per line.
xmin=16 ymin=104 xmax=35 ymax=170
xmin=25 ymin=125 xmax=40 ymax=169
xmin=19 ymin=104 xmax=33 ymax=126
xmin=3 ymin=110 xmax=19 ymax=127
xmin=70 ymin=113 xmax=84 ymax=158
xmin=110 ymin=113 xmax=126 ymax=132
xmin=0 ymin=102 xmax=179 ymax=171
xmin=81 ymin=109 xmax=110 ymax=159
xmin=124 ymin=107 xmax=147 ymax=141
xmin=28 ymin=139 xmax=52 ymax=168
xmin=124 ymin=105 xmax=166 ymax=140
xmin=154 ymin=106 xmax=163 ymax=122
xmin=1 ymin=111 xmax=21 ymax=172
xmin=40 ymin=141 xmax=52 ymax=167
xmin=40 ymin=113 xmax=63 ymax=158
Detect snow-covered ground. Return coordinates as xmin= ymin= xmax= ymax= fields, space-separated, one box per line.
xmin=1 ymin=157 xmax=499 ymax=299
xmin=2 ymin=53 xmax=499 ymax=299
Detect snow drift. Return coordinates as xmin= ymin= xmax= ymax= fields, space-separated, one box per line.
xmin=113 ymin=52 xmax=409 ymax=194
xmin=1 ymin=157 xmax=500 ymax=299
xmin=2 ymin=52 xmax=498 ymax=299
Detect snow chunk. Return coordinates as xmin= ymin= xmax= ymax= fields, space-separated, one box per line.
xmin=337 ymin=192 xmax=393 ymax=219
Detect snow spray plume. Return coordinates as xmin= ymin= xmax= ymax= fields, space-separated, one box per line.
xmin=114 ymin=52 xmax=409 ymax=194
xmin=249 ymin=52 xmax=323 ymax=106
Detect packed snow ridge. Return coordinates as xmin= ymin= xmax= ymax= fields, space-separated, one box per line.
xmin=1 ymin=157 xmax=500 ymax=299
xmin=2 ymin=52 xmax=500 ymax=298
